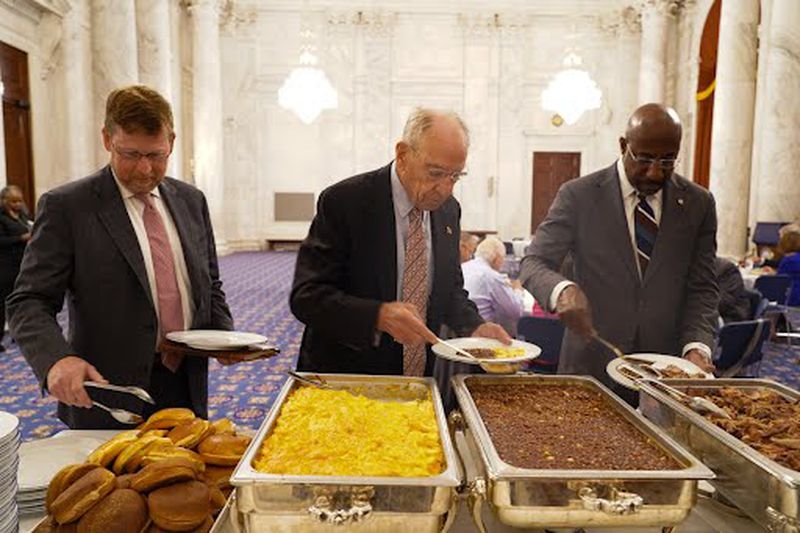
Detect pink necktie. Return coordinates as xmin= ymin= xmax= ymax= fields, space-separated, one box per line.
xmin=401 ymin=208 xmax=428 ymax=376
xmin=136 ymin=192 xmax=184 ymax=372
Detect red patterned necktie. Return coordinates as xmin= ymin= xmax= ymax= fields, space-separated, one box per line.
xmin=401 ymin=207 xmax=428 ymax=376
xmin=136 ymin=192 xmax=185 ymax=372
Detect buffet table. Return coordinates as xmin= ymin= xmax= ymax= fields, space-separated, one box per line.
xmin=18 ymin=428 xmax=762 ymax=533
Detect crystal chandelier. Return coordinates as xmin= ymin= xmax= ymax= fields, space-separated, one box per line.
xmin=541 ymin=52 xmax=602 ymax=125
xmin=278 ymin=33 xmax=338 ymax=125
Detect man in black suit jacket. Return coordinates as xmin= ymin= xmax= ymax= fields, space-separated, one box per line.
xmin=291 ymin=108 xmax=510 ymax=375
xmin=7 ymin=86 xmax=233 ymax=428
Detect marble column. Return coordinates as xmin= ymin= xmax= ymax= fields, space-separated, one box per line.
xmin=752 ymin=0 xmax=800 ymax=225
xmin=167 ymin=0 xmax=184 ymax=180
xmin=707 ymin=0 xmax=759 ymax=256
xmin=136 ymin=0 xmax=181 ymax=177
xmin=188 ymin=0 xmax=226 ymax=247
xmin=90 ymin=0 xmax=138 ymax=166
xmin=135 ymin=0 xmax=172 ymax=98
xmin=638 ymin=0 xmax=671 ymax=104
xmin=62 ymin=0 xmax=95 ymax=179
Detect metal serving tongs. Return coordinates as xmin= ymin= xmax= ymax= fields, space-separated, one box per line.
xmin=643 ymin=378 xmax=731 ymax=419
xmin=84 ymin=381 xmax=155 ymax=404
xmin=287 ymin=370 xmax=333 ymax=390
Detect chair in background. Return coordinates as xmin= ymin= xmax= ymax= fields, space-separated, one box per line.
xmin=713 ymin=319 xmax=772 ymax=378
xmin=745 ymin=288 xmax=769 ymax=319
xmin=516 ymin=316 xmax=563 ymax=373
xmin=754 ymin=274 xmax=793 ymax=305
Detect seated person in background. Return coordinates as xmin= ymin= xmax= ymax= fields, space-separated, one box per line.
xmin=462 ymin=236 xmax=526 ymax=335
xmin=715 ymin=257 xmax=750 ymax=323
xmin=777 ymin=229 xmax=800 ymax=306
xmin=459 ymin=231 xmax=479 ymax=263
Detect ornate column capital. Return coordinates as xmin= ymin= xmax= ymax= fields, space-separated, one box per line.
xmin=327 ymin=9 xmax=396 ymax=37
xmin=598 ymin=5 xmax=642 ymax=37
xmin=184 ymin=0 xmax=220 ymax=16
xmin=457 ymin=12 xmax=531 ymax=38
xmin=640 ymin=0 xmax=693 ymax=18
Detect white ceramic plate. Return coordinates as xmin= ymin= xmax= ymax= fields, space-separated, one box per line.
xmin=432 ymin=337 xmax=541 ymax=365
xmin=17 ymin=436 xmax=106 ymax=491
xmin=0 ymin=413 xmax=19 ymax=443
xmin=166 ymin=330 xmax=268 ymax=351
xmin=606 ymin=353 xmax=714 ymax=391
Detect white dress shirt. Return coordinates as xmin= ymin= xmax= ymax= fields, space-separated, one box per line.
xmin=113 ymin=172 xmax=194 ymax=341
xmin=548 ymin=160 xmax=709 ymax=358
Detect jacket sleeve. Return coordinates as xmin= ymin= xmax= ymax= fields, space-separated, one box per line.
xmin=519 ymin=183 xmax=576 ymax=311
xmin=6 ymin=193 xmax=75 ymax=387
xmin=289 ymin=188 xmax=383 ymax=349
xmin=680 ymin=193 xmax=719 ymax=349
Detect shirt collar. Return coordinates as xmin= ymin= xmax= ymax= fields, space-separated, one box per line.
xmin=390 ymin=161 xmax=416 ymax=218
xmin=110 ymin=165 xmax=162 ymax=201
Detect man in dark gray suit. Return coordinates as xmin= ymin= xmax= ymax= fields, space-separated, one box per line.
xmin=520 ymin=104 xmax=718 ymax=389
xmin=7 ymin=85 xmax=233 ymax=428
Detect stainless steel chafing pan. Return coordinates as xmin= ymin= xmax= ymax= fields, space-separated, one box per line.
xmin=640 ymin=378 xmax=800 ymax=533
xmin=451 ymin=373 xmax=713 ymax=530
xmin=230 ymin=373 xmax=461 ymax=532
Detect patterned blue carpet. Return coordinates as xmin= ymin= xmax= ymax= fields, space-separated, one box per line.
xmin=1 ymin=251 xmax=799 ymax=440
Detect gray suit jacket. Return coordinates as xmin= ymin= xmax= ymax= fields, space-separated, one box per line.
xmin=519 ymin=163 xmax=719 ymax=386
xmin=7 ymin=166 xmax=233 ymax=428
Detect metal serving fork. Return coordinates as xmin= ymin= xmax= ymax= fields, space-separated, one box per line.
xmin=84 ymin=381 xmax=155 ymax=404
xmin=91 ymin=401 xmax=144 ymax=425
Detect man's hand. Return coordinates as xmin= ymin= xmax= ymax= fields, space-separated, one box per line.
xmin=684 ymin=349 xmax=715 ymax=374
xmin=470 ymin=322 xmax=512 ymax=345
xmin=46 ymin=356 xmax=108 ymax=408
xmin=20 ymin=232 xmax=31 ymax=242
xmin=555 ymin=285 xmax=595 ymax=338
xmin=377 ymin=302 xmax=438 ymax=346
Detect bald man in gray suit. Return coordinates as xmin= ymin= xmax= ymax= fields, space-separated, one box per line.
xmin=520 ymin=104 xmax=718 ymax=391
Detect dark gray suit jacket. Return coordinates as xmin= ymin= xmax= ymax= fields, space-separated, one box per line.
xmin=520 ymin=163 xmax=719 ymax=386
xmin=7 ymin=166 xmax=233 ymax=428
xmin=290 ymin=163 xmax=483 ymax=375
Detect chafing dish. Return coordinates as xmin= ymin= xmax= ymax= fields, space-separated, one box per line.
xmin=230 ymin=373 xmax=461 ymax=532
xmin=451 ymin=374 xmax=713 ymax=530
xmin=639 ymin=378 xmax=800 ymax=533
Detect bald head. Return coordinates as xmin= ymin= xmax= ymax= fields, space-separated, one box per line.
xmin=619 ymin=104 xmax=682 ymax=197
xmin=625 ymin=103 xmax=682 ymax=145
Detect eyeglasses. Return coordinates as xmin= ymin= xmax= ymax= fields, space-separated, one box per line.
xmin=111 ymin=143 xmax=170 ymax=164
xmin=626 ymin=146 xmax=678 ymax=169
xmin=425 ymin=165 xmax=468 ymax=184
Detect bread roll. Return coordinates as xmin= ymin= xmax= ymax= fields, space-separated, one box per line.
xmin=167 ymin=419 xmax=212 ymax=449
xmin=51 ymin=468 xmax=116 ymax=524
xmin=130 ymin=457 xmax=199 ymax=493
xmin=86 ymin=431 xmax=139 ymax=468
xmin=139 ymin=408 xmax=195 ymax=432
xmin=197 ymin=434 xmax=250 ymax=466
xmin=148 ymin=480 xmax=210 ymax=531
xmin=76 ymin=489 xmax=148 ymax=533
xmin=46 ymin=464 xmax=100 ymax=512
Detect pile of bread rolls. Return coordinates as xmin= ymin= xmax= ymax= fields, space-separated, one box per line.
xmin=33 ymin=408 xmax=252 ymax=532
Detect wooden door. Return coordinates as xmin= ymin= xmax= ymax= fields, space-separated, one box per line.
xmin=531 ymin=151 xmax=581 ymax=233
xmin=1 ymin=41 xmax=35 ymax=211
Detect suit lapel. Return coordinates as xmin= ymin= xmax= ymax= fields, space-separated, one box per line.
xmin=94 ymin=168 xmax=154 ymax=308
xmin=598 ymin=166 xmax=639 ymax=282
xmin=370 ymin=167 xmax=398 ymax=302
xmin=159 ymin=180 xmax=202 ymax=312
xmin=643 ymin=176 xmax=686 ymax=285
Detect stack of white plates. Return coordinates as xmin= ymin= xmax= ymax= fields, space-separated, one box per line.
xmin=0 ymin=412 xmax=20 ymax=532
xmin=16 ymin=433 xmax=109 ymax=518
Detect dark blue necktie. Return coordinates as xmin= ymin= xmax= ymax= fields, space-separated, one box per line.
xmin=635 ymin=194 xmax=658 ymax=276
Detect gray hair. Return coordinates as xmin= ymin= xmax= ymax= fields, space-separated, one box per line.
xmin=402 ymin=108 xmax=470 ymax=150
xmin=475 ymin=236 xmax=506 ymax=262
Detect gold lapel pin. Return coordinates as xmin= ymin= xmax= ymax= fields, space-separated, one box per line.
xmin=446 ymin=226 xmax=453 ymax=235
xmin=677 ymin=198 xmax=685 ymax=206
